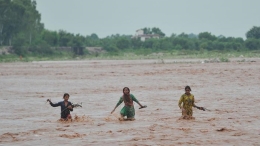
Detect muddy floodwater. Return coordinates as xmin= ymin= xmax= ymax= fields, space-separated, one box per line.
xmin=0 ymin=59 xmax=260 ymax=146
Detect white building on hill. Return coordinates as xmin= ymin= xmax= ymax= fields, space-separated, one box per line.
xmin=132 ymin=29 xmax=160 ymax=41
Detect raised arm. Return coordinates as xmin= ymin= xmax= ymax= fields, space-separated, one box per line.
xmin=50 ymin=102 xmax=61 ymax=107
xmin=47 ymin=99 xmax=61 ymax=107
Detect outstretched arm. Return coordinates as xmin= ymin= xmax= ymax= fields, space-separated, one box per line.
xmin=111 ymin=97 xmax=123 ymax=114
xmin=135 ymin=101 xmax=144 ymax=108
xmin=47 ymin=99 xmax=60 ymax=107
xmin=131 ymin=94 xmax=145 ymax=108
xmin=111 ymin=105 xmax=118 ymax=114
xmin=192 ymin=97 xmax=205 ymax=111
xmin=193 ymin=105 xmax=205 ymax=111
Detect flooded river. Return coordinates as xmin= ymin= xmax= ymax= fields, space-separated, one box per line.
xmin=0 ymin=59 xmax=259 ymax=145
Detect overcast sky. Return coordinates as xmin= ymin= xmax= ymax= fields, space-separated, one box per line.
xmin=35 ymin=0 xmax=260 ymax=39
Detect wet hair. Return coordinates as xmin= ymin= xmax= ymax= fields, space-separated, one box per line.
xmin=123 ymin=87 xmax=131 ymax=103
xmin=123 ymin=87 xmax=130 ymax=93
xmin=63 ymin=93 xmax=70 ymax=98
xmin=185 ymin=86 xmax=191 ymax=91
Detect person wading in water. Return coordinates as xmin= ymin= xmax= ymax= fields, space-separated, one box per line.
xmin=47 ymin=93 xmax=73 ymax=121
xmin=178 ymin=86 xmax=204 ymax=119
xmin=111 ymin=87 xmax=146 ymax=121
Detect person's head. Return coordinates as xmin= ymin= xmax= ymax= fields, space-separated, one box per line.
xmin=185 ymin=86 xmax=191 ymax=94
xmin=123 ymin=87 xmax=130 ymax=95
xmin=63 ymin=93 xmax=70 ymax=101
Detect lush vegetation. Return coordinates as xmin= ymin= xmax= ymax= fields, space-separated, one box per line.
xmin=1 ymin=0 xmax=260 ymax=62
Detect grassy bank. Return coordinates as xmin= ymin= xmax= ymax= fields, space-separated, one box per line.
xmin=87 ymin=49 xmax=260 ymax=60
xmin=0 ymin=51 xmax=75 ymax=62
xmin=1 ymin=49 xmax=260 ymax=63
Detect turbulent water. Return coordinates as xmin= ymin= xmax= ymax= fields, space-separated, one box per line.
xmin=0 ymin=59 xmax=260 ymax=146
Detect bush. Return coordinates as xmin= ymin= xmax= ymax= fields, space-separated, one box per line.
xmin=245 ymin=39 xmax=260 ymax=50
xmin=220 ymin=57 xmax=230 ymax=62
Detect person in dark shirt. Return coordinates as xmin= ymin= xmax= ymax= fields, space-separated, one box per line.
xmin=47 ymin=93 xmax=73 ymax=120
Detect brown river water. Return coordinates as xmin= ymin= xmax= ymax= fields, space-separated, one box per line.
xmin=0 ymin=59 xmax=260 ymax=146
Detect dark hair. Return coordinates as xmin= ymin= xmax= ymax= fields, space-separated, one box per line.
xmin=185 ymin=86 xmax=191 ymax=91
xmin=63 ymin=93 xmax=70 ymax=98
xmin=123 ymin=87 xmax=130 ymax=93
xmin=123 ymin=87 xmax=131 ymax=103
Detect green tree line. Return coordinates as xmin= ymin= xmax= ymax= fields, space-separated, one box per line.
xmin=1 ymin=0 xmax=260 ymax=56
